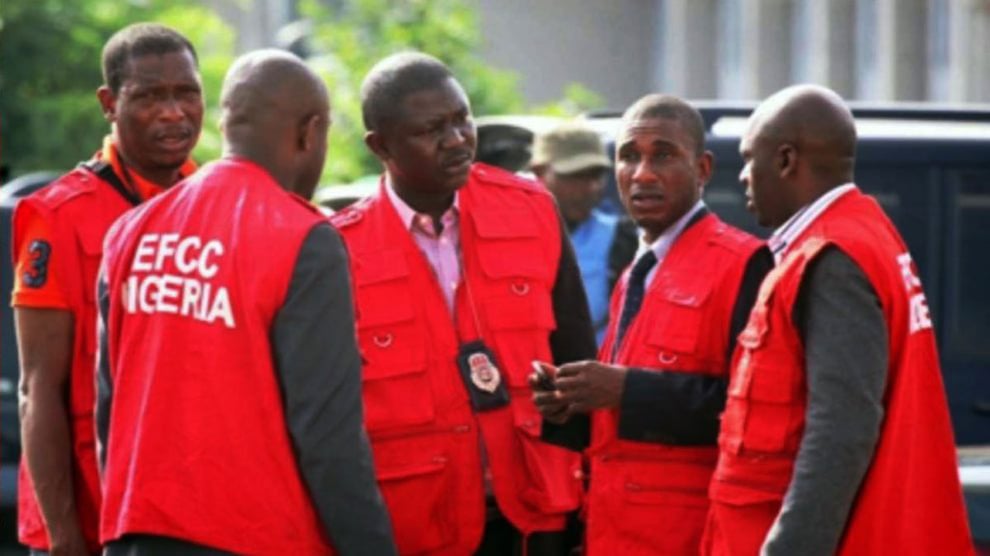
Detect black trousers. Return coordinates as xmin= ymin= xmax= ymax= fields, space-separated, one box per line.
xmin=474 ymin=501 xmax=581 ymax=556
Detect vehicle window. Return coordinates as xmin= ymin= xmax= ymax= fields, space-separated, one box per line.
xmin=944 ymin=169 xmax=990 ymax=360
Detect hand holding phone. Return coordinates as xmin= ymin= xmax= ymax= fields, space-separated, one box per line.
xmin=531 ymin=361 xmax=558 ymax=391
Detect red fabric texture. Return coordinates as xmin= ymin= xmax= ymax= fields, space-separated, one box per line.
xmin=100 ymin=159 xmax=332 ymax=555
xmin=331 ymin=164 xmax=583 ymax=555
xmin=707 ymin=189 xmax=973 ymax=555
xmin=586 ymin=214 xmax=762 ymax=555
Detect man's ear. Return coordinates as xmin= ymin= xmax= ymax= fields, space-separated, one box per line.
xmin=97 ymin=86 xmax=117 ymax=123
xmin=364 ymin=130 xmax=390 ymax=161
xmin=778 ymin=143 xmax=798 ymax=178
xmin=299 ymin=113 xmax=321 ymax=151
xmin=696 ymin=150 xmax=714 ymax=189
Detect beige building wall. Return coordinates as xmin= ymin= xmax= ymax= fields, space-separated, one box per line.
xmin=207 ymin=0 xmax=990 ymax=107
xmin=472 ymin=0 xmax=661 ymax=110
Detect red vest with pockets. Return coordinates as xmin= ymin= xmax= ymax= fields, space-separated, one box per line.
xmin=100 ymin=159 xmax=334 ymax=555
xmin=331 ymin=163 xmax=583 ymax=555
xmin=707 ymin=188 xmax=973 ymax=555
xmin=587 ymin=213 xmax=762 ymax=555
xmin=13 ymin=168 xmax=131 ymax=553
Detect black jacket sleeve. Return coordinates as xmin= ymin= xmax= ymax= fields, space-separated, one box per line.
xmin=272 ymin=224 xmax=397 ymax=556
xmin=541 ymin=211 xmax=598 ymax=451
xmin=96 ymin=271 xmax=112 ymax=473
xmin=616 ymin=246 xmax=773 ymax=444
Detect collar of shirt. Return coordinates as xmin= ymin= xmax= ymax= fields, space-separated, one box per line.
xmin=100 ymin=136 xmax=197 ymax=202
xmin=635 ymin=199 xmax=706 ymax=262
xmin=632 ymin=199 xmax=705 ymax=288
xmin=769 ymin=183 xmax=857 ymax=264
xmin=384 ymin=173 xmax=460 ymax=235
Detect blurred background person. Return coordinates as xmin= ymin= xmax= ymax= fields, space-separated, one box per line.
xmin=530 ymin=123 xmax=637 ymax=343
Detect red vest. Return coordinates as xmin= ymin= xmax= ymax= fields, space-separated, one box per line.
xmin=586 ymin=214 xmax=762 ymax=556
xmin=331 ymin=164 xmax=583 ymax=555
xmin=708 ymin=189 xmax=973 ymax=555
xmin=13 ymin=167 xmax=132 ymax=553
xmin=100 ymin=159 xmax=333 ymax=555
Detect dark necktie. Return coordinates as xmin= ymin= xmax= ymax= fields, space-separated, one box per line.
xmin=613 ymin=250 xmax=658 ymax=358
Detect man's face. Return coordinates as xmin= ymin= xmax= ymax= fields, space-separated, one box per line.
xmin=541 ymin=166 xmax=606 ymax=226
xmin=615 ymin=117 xmax=710 ymax=243
xmin=377 ymin=77 xmax=476 ymax=195
xmin=102 ymin=49 xmax=204 ymax=179
xmin=739 ymin=121 xmax=787 ymax=228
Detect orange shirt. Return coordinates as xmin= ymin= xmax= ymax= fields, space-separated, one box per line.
xmin=11 ymin=138 xmax=196 ymax=309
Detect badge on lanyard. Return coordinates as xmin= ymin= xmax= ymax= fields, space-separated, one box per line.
xmin=457 ymin=340 xmax=510 ymax=411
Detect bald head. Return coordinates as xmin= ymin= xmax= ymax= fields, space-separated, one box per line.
xmin=749 ymin=84 xmax=856 ymax=184
xmin=740 ymin=85 xmax=857 ymax=228
xmin=220 ymin=49 xmax=330 ymax=197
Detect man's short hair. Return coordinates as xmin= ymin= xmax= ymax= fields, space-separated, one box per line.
xmin=360 ymin=51 xmax=454 ymax=132
xmin=622 ymin=94 xmax=706 ymax=156
xmin=102 ymin=23 xmax=198 ymax=95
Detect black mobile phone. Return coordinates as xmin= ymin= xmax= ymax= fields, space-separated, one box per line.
xmin=531 ymin=361 xmax=558 ymax=391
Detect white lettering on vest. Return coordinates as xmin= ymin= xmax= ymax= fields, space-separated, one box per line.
xmin=121 ymin=233 xmax=236 ymax=328
xmin=896 ymin=252 xmax=932 ymax=333
xmin=132 ymin=233 xmax=159 ymax=272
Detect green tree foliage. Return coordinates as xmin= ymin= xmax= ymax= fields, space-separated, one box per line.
xmin=0 ymin=0 xmax=603 ymax=185
xmin=299 ymin=0 xmax=601 ymax=185
xmin=0 ymin=0 xmax=235 ymax=178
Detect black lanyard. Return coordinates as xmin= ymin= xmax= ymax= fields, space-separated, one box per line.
xmin=79 ymin=160 xmax=141 ymax=207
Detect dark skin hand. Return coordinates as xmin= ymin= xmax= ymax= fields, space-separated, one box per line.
xmin=530 ymin=360 xmax=628 ymax=423
xmin=16 ymin=308 xmax=89 ymax=556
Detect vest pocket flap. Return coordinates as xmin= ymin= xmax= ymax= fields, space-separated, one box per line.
xmin=354 ymin=249 xmax=409 ymax=286
xmin=376 ymin=457 xmax=447 ymax=482
xmin=356 ymin=287 xmax=414 ymax=328
xmin=370 ymin=437 xmax=455 ymax=553
xmin=484 ymin=288 xmax=556 ymax=330
xmin=657 ymin=282 xmax=712 ymax=308
xmin=746 ymin=361 xmax=799 ymax=403
xmin=620 ymin=459 xmax=713 ymax=507
xmin=362 ymin=347 xmax=427 ymax=380
xmin=644 ymin=283 xmax=714 ymax=354
xmin=476 ymin=242 xmax=548 ymax=279
xmin=471 ymin=208 xmax=539 ymax=239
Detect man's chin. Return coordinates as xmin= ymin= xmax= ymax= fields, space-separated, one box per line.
xmin=441 ymin=173 xmax=470 ymax=193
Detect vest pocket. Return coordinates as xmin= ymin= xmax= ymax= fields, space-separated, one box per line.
xmin=356 ymin=269 xmax=435 ymax=431
xmin=484 ymin=287 xmax=556 ymax=387
xmin=728 ymin=357 xmax=801 ymax=454
xmin=358 ymin=300 xmax=434 ymax=431
xmin=372 ymin=436 xmax=455 ymax=553
xmin=513 ymin=401 xmax=581 ymax=513
xmin=643 ymin=282 xmax=713 ymax=366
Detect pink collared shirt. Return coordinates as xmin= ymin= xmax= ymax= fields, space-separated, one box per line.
xmin=385 ymin=179 xmax=461 ymax=314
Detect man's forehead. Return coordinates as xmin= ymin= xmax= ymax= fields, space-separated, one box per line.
xmin=617 ymin=117 xmax=686 ymax=146
xmin=122 ymin=51 xmax=198 ymax=83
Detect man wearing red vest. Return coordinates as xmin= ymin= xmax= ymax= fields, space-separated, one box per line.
xmin=96 ymin=50 xmax=396 ymax=555
xmin=12 ymin=23 xmax=202 ymax=555
xmin=330 ymin=52 xmax=596 ymax=555
xmin=703 ymin=85 xmax=974 ymax=555
xmin=530 ymin=95 xmax=771 ymax=555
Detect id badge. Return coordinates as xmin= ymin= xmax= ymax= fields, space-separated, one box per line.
xmin=456 ymin=340 xmax=510 ymax=411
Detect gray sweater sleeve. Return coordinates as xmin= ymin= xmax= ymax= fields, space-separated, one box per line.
xmin=272 ymin=223 xmax=397 ymax=556
xmin=761 ymin=247 xmax=887 ymax=556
